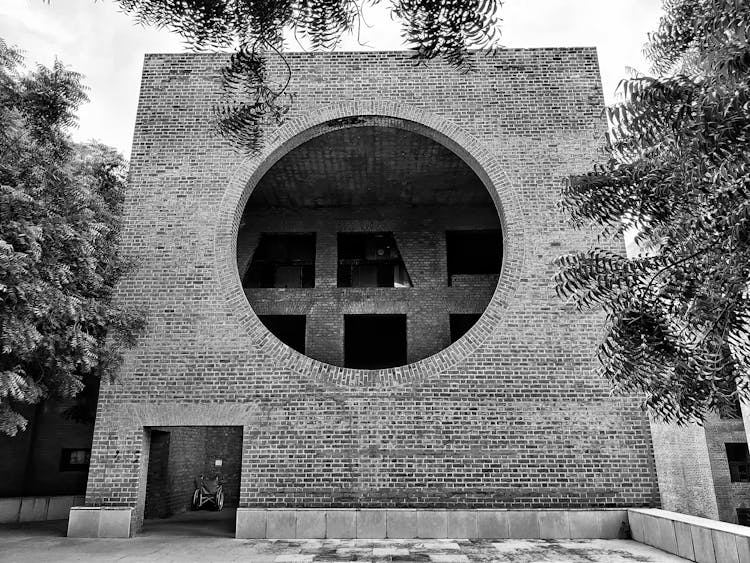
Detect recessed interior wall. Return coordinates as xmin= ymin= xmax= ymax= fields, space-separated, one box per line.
xmin=237 ymin=125 xmax=502 ymax=368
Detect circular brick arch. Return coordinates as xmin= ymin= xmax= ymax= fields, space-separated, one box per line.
xmin=216 ymin=102 xmax=525 ymax=388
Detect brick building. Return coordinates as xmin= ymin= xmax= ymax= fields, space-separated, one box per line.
xmin=5 ymin=46 xmax=749 ymax=538
xmin=26 ymin=47 xmax=750 ymax=537
xmin=58 ymin=48 xmax=671 ymax=537
xmin=650 ymin=413 xmax=750 ymax=526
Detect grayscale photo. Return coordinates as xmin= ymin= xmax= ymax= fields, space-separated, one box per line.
xmin=1 ymin=1 xmax=748 ymax=561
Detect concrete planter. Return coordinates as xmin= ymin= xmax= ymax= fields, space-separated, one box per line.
xmin=67 ymin=507 xmax=132 ymax=538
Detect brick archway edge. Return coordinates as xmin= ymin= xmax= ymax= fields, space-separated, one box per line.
xmin=215 ymin=101 xmax=525 ymax=388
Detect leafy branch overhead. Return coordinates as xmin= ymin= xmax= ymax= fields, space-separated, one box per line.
xmin=116 ymin=0 xmax=503 ymax=152
xmin=0 ymin=39 xmax=145 ymax=436
xmin=556 ymin=0 xmax=750 ymax=423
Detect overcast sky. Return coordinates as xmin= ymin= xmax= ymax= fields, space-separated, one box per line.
xmin=1 ymin=0 xmax=663 ymax=158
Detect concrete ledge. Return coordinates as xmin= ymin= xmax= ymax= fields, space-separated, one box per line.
xmin=67 ymin=507 xmax=132 ymax=538
xmin=0 ymin=495 xmax=84 ymax=524
xmin=235 ymin=508 xmax=628 ymax=539
xmin=629 ymin=508 xmax=750 ymax=563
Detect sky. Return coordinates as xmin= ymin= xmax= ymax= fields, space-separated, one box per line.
xmin=0 ymin=0 xmax=664 ymax=158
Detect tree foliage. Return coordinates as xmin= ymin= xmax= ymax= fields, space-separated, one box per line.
xmin=116 ymin=0 xmax=502 ymax=151
xmin=0 ymin=39 xmax=144 ymax=436
xmin=556 ymin=0 xmax=750 ymax=423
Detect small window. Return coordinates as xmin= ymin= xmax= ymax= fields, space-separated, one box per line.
xmin=738 ymin=508 xmax=750 ymax=526
xmin=446 ymin=230 xmax=502 ymax=286
xmin=344 ymin=315 xmax=407 ymax=369
xmin=726 ymin=443 xmax=750 ymax=482
xmin=337 ymin=233 xmax=412 ymax=288
xmin=244 ymin=233 xmax=315 ymax=288
xmin=258 ymin=315 xmax=306 ymax=354
xmin=450 ymin=314 xmax=482 ymax=343
xmin=60 ymin=448 xmax=91 ymax=472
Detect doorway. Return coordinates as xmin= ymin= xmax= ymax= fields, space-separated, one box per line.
xmin=142 ymin=426 xmax=242 ymax=537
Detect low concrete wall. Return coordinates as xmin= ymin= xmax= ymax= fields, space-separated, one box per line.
xmin=629 ymin=508 xmax=750 ymax=563
xmin=67 ymin=507 xmax=132 ymax=538
xmin=0 ymin=495 xmax=84 ymax=523
xmin=236 ymin=508 xmax=628 ymax=540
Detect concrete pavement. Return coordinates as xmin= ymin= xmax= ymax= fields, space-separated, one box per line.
xmin=0 ymin=519 xmax=688 ymax=562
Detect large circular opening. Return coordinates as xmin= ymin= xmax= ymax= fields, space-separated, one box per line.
xmin=236 ymin=124 xmax=502 ymax=369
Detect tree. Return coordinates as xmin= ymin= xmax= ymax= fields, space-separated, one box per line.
xmin=0 ymin=39 xmax=144 ymax=436
xmin=115 ymin=0 xmax=502 ymax=151
xmin=556 ymin=0 xmax=750 ymax=423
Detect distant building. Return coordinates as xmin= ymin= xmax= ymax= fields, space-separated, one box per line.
xmin=650 ymin=376 xmax=750 ymax=525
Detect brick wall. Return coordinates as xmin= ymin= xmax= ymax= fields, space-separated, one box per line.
xmin=649 ymin=421 xmax=719 ymax=520
xmin=205 ymin=426 xmax=243 ymax=508
xmin=239 ymin=206 xmax=499 ymax=365
xmin=85 ymin=49 xmax=660 ymax=522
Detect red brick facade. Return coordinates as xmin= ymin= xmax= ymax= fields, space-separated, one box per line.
xmin=84 ymin=49 xmax=660 ymax=530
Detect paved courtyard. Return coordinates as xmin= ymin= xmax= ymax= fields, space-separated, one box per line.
xmin=0 ymin=519 xmax=687 ymax=562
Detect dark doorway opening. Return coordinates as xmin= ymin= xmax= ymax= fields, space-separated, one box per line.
xmin=142 ymin=426 xmax=242 ymax=537
xmin=450 ymin=314 xmax=482 ymax=343
xmin=258 ymin=315 xmax=306 ymax=354
xmin=145 ymin=430 xmax=171 ymax=519
xmin=344 ymin=315 xmax=407 ymax=369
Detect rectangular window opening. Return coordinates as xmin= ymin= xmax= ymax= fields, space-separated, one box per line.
xmin=258 ymin=315 xmax=306 ymax=354
xmin=337 ymin=233 xmax=412 ymax=288
xmin=344 ymin=314 xmax=407 ymax=369
xmin=726 ymin=443 xmax=750 ymax=482
xmin=59 ymin=448 xmax=91 ymax=472
xmin=244 ymin=233 xmax=315 ymax=288
xmin=446 ymin=230 xmax=502 ymax=286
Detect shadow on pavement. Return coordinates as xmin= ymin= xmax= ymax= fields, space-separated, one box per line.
xmin=0 ymin=519 xmax=68 ymax=538
xmin=140 ymin=507 xmax=236 ymax=538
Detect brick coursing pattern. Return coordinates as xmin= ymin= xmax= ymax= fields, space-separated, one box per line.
xmin=240 ymin=207 xmax=499 ymax=366
xmin=649 ymin=421 xmax=720 ymax=520
xmin=84 ymin=50 xmax=660 ymax=529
